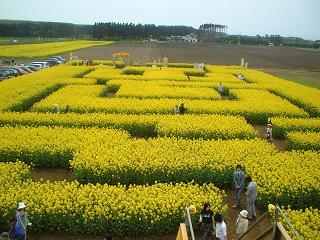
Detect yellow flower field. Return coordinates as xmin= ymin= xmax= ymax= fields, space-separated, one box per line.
xmin=0 ymin=112 xmax=257 ymax=139
xmin=0 ymin=125 xmax=129 ymax=167
xmin=0 ymin=40 xmax=113 ymax=58
xmin=32 ymin=85 xmax=308 ymax=122
xmin=0 ymin=162 xmax=226 ymax=235
xmin=0 ymin=62 xmax=320 ymax=237
xmin=273 ymin=117 xmax=320 ymax=138
xmin=286 ymin=131 xmax=320 ymax=151
xmin=281 ymin=208 xmax=320 ymax=240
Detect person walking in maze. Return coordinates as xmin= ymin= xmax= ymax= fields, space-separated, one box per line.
xmin=15 ymin=202 xmax=32 ymax=240
xmin=218 ymin=82 xmax=223 ymax=95
xmin=199 ymin=203 xmax=214 ymax=240
xmin=246 ymin=176 xmax=257 ymax=220
xmin=266 ymin=117 xmax=273 ymax=142
xmin=235 ymin=210 xmax=249 ymax=239
xmin=179 ymin=103 xmax=187 ymax=115
xmin=233 ymin=164 xmax=245 ymax=209
xmin=65 ymin=105 xmax=71 ymax=113
xmin=173 ymin=105 xmax=180 ymax=114
xmin=52 ymin=104 xmax=59 ymax=114
xmin=214 ymin=213 xmax=227 ymax=240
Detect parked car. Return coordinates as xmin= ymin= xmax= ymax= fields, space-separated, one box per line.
xmin=26 ymin=65 xmax=39 ymax=71
xmin=31 ymin=62 xmax=50 ymax=68
xmin=0 ymin=69 xmax=13 ymax=80
xmin=47 ymin=57 xmax=64 ymax=64
xmin=11 ymin=66 xmax=28 ymax=75
xmin=30 ymin=63 xmax=45 ymax=69
xmin=44 ymin=59 xmax=60 ymax=66
xmin=51 ymin=56 xmax=66 ymax=63
xmin=0 ymin=67 xmax=19 ymax=77
xmin=19 ymin=66 xmax=33 ymax=73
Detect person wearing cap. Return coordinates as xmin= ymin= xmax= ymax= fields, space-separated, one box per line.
xmin=213 ymin=213 xmax=227 ymax=240
xmin=235 ymin=210 xmax=249 ymax=239
xmin=199 ymin=203 xmax=214 ymax=240
xmin=15 ymin=202 xmax=32 ymax=240
xmin=233 ymin=164 xmax=245 ymax=209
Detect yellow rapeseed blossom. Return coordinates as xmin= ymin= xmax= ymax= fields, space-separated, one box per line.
xmin=0 ymin=164 xmax=226 ymax=235
xmin=286 ymin=131 xmax=320 ymax=151
xmin=281 ymin=208 xmax=320 ymax=240
xmin=273 ymin=117 xmax=320 ymax=138
xmin=0 ymin=40 xmax=113 ymax=58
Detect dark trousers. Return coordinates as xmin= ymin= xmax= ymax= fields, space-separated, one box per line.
xmin=202 ymin=223 xmax=213 ymax=240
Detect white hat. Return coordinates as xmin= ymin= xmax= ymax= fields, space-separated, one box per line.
xmin=240 ymin=210 xmax=248 ymax=218
xmin=18 ymin=202 xmax=26 ymax=209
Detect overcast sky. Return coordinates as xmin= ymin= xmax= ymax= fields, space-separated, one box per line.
xmin=1 ymin=0 xmax=319 ymax=40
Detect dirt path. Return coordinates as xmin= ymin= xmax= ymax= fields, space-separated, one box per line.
xmin=33 ymin=168 xmax=74 ymax=182
xmin=252 ymin=124 xmax=286 ymax=151
xmin=222 ymin=188 xmax=271 ymax=240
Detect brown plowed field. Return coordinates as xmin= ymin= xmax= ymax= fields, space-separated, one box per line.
xmin=60 ymin=42 xmax=320 ymax=69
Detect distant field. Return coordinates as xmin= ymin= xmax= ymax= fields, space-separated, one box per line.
xmin=0 ymin=37 xmax=74 ymax=45
xmin=296 ymin=47 xmax=320 ymax=53
xmin=0 ymin=40 xmax=113 ymax=58
xmin=263 ymin=69 xmax=320 ymax=90
xmin=60 ymin=42 xmax=320 ymax=69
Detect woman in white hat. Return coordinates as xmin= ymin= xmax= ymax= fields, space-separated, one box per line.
xmin=15 ymin=202 xmax=32 ymax=240
xmin=235 ymin=210 xmax=249 ymax=239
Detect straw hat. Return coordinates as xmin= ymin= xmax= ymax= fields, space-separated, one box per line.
xmin=18 ymin=202 xmax=26 ymax=209
xmin=240 ymin=210 xmax=248 ymax=218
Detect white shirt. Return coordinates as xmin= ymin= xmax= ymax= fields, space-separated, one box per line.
xmin=216 ymin=221 xmax=227 ymax=240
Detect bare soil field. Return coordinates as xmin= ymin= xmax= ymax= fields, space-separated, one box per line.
xmin=59 ymin=42 xmax=320 ymax=69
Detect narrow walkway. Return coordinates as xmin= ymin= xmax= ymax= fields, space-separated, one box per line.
xmin=221 ymin=95 xmax=231 ymax=100
xmin=33 ymin=168 xmax=74 ymax=182
xmin=252 ymin=124 xmax=287 ymax=151
xmin=222 ymin=188 xmax=271 ymax=240
xmin=106 ymin=92 xmax=115 ymax=98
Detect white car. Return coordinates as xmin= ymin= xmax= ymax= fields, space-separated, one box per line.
xmin=31 ymin=62 xmax=50 ymax=68
xmin=29 ymin=63 xmax=44 ymax=69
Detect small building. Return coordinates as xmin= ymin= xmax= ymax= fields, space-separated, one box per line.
xmin=167 ymin=33 xmax=198 ymax=43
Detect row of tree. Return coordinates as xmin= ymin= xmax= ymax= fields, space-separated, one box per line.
xmin=0 ymin=20 xmax=92 ymax=38
xmin=0 ymin=19 xmax=318 ymax=48
xmin=0 ymin=20 xmax=196 ymax=40
xmin=93 ymin=22 xmax=195 ymax=40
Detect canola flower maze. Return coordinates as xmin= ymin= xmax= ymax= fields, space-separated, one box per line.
xmin=0 ymin=63 xmax=319 ymax=238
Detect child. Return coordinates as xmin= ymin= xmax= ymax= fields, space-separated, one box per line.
xmin=214 ymin=213 xmax=227 ymax=240
xmin=8 ymin=218 xmax=16 ymax=240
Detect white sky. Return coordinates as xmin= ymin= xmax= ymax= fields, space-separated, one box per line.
xmin=1 ymin=0 xmax=319 ymax=40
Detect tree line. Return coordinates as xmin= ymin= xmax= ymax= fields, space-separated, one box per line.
xmin=93 ymin=22 xmax=196 ymax=41
xmin=0 ymin=19 xmax=318 ymax=48
xmin=0 ymin=20 xmax=92 ymax=38
xmin=0 ymin=20 xmax=196 ymax=40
